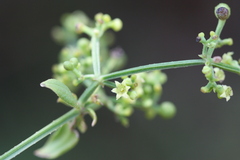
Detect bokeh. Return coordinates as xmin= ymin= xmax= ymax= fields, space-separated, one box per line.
xmin=1 ymin=0 xmax=240 ymax=160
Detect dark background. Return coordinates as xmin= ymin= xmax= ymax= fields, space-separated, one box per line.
xmin=1 ymin=0 xmax=240 ymax=160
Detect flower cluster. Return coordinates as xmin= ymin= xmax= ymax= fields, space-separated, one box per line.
xmin=110 ymin=71 xmax=176 ymax=126
xmin=196 ymin=3 xmax=240 ymax=101
xmin=51 ymin=11 xmax=125 ymax=91
xmin=199 ymin=45 xmax=238 ymax=101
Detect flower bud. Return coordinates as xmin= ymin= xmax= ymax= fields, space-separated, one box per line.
xmin=103 ymin=14 xmax=111 ymax=23
xmin=215 ymin=3 xmax=231 ymax=20
xmin=94 ymin=13 xmax=103 ymax=23
xmin=213 ymin=68 xmax=225 ymax=82
xmin=63 ymin=61 xmax=74 ymax=71
xmin=110 ymin=18 xmax=123 ymax=32
xmin=69 ymin=57 xmax=79 ymax=68
xmin=158 ymin=102 xmax=176 ymax=119
xmin=77 ymin=38 xmax=90 ymax=51
xmin=75 ymin=23 xmax=85 ymax=34
xmin=202 ymin=66 xmax=212 ymax=77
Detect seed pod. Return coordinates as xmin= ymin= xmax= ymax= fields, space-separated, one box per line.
xmin=215 ymin=3 xmax=231 ymax=20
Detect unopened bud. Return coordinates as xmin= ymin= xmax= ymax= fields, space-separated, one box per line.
xmin=215 ymin=3 xmax=231 ymax=20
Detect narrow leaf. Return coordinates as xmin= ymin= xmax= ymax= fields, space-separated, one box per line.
xmin=40 ymin=79 xmax=78 ymax=108
xmin=34 ymin=123 xmax=79 ymax=159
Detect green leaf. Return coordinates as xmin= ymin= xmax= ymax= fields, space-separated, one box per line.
xmin=40 ymin=79 xmax=78 ymax=108
xmin=34 ymin=123 xmax=79 ymax=159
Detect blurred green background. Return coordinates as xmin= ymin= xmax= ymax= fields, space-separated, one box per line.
xmin=1 ymin=0 xmax=240 ymax=160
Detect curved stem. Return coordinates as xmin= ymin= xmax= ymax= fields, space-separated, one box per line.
xmin=101 ymin=59 xmax=205 ymax=80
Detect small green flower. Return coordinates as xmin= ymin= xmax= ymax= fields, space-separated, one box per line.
xmin=111 ymin=81 xmax=130 ymax=100
xmin=215 ymin=85 xmax=233 ymax=101
xmin=213 ymin=67 xmax=225 ymax=82
xmin=219 ymin=85 xmax=233 ymax=101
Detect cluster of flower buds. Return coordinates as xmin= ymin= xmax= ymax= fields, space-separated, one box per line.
xmin=75 ymin=12 xmax=123 ymax=37
xmin=196 ymin=3 xmax=238 ymax=101
xmin=51 ymin=11 xmax=125 ymax=91
xmin=111 ymin=71 xmax=176 ymax=126
xmin=201 ymin=51 xmax=240 ymax=101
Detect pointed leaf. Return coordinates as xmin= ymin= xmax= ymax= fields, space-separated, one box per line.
xmin=40 ymin=79 xmax=78 ymax=108
xmin=34 ymin=123 xmax=79 ymax=159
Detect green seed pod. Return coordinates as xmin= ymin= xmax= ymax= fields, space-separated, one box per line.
xmin=215 ymin=3 xmax=231 ymax=20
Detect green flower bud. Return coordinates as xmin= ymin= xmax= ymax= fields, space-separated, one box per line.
xmin=115 ymin=104 xmax=133 ymax=116
xmin=221 ymin=52 xmax=233 ymax=65
xmin=158 ymin=102 xmax=176 ymax=119
xmin=196 ymin=32 xmax=206 ymax=43
xmin=77 ymin=38 xmax=90 ymax=51
xmin=131 ymin=74 xmax=137 ymax=81
xmin=122 ymin=78 xmax=132 ymax=86
xmin=110 ymin=18 xmax=123 ymax=32
xmin=143 ymin=99 xmax=153 ymax=108
xmin=215 ymin=3 xmax=231 ymax=20
xmin=201 ymin=86 xmax=212 ymax=93
xmin=75 ymin=23 xmax=85 ymax=34
xmin=213 ymin=68 xmax=225 ymax=82
xmin=202 ymin=66 xmax=212 ymax=78
xmin=103 ymin=14 xmax=111 ymax=23
xmin=63 ymin=61 xmax=74 ymax=71
xmin=143 ymin=85 xmax=152 ymax=94
xmin=210 ymin=31 xmax=215 ymax=37
xmin=94 ymin=13 xmax=103 ymax=23
xmin=129 ymin=91 xmax=138 ymax=100
xmin=69 ymin=57 xmax=79 ymax=68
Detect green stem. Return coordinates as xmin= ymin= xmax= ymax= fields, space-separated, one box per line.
xmin=101 ymin=59 xmax=205 ymax=80
xmin=215 ymin=20 xmax=226 ymax=37
xmin=212 ymin=62 xmax=240 ymax=75
xmin=77 ymin=81 xmax=99 ymax=108
xmin=0 ymin=82 xmax=100 ymax=160
xmin=0 ymin=109 xmax=80 ymax=160
xmin=207 ymin=20 xmax=226 ymax=58
xmin=91 ymin=36 xmax=101 ymax=76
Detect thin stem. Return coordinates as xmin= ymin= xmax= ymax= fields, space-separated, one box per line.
xmin=77 ymin=81 xmax=99 ymax=107
xmin=215 ymin=20 xmax=226 ymax=37
xmin=91 ymin=36 xmax=101 ymax=76
xmin=213 ymin=62 xmax=240 ymax=75
xmin=0 ymin=82 xmax=100 ymax=160
xmin=0 ymin=109 xmax=80 ymax=160
xmin=101 ymin=59 xmax=205 ymax=80
xmin=207 ymin=20 xmax=226 ymax=58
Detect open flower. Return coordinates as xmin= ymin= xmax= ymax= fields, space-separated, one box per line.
xmin=215 ymin=85 xmax=233 ymax=101
xmin=111 ymin=81 xmax=130 ymax=100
